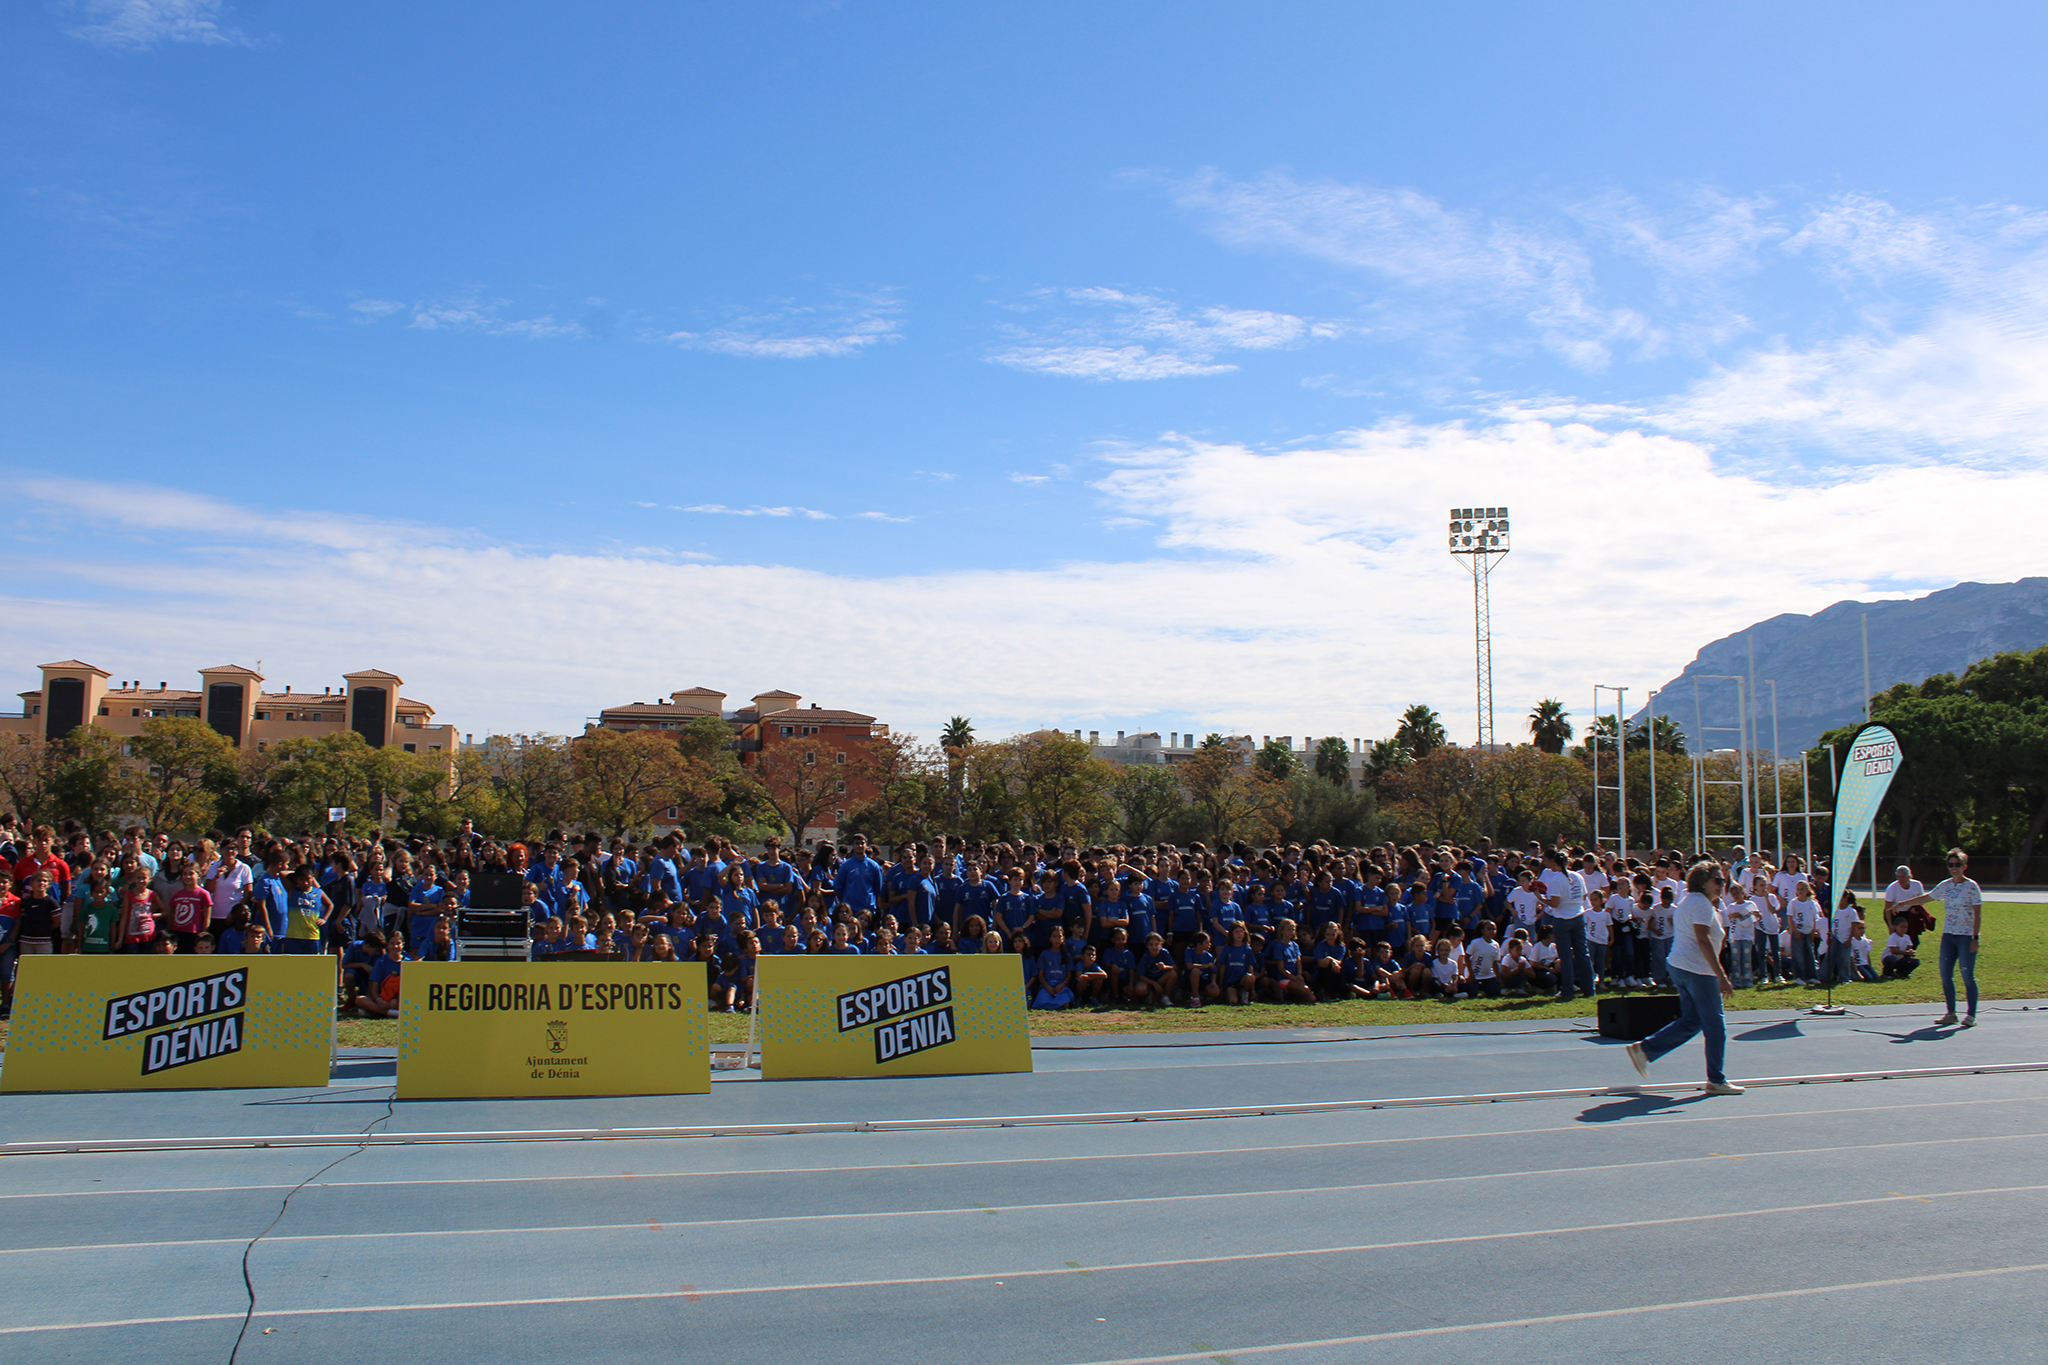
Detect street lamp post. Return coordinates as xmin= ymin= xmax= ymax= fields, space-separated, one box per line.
xmin=1447 ymin=506 xmax=1509 ymax=749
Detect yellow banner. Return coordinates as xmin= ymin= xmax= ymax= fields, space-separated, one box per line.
xmin=1 ymin=955 xmax=333 ymax=1092
xmin=757 ymin=954 xmax=1032 ymax=1079
xmin=398 ymin=962 xmax=709 ymax=1099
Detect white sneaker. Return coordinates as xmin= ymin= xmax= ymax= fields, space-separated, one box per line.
xmin=1960 ymin=1015 xmax=1977 ymax=1028
xmin=1625 ymin=1043 xmax=1651 ymax=1080
xmin=1704 ymin=1080 xmax=1746 ymax=1096
xmin=1936 ymin=1011 xmax=1959 ymax=1025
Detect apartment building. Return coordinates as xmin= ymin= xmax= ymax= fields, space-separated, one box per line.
xmin=3 ymin=660 xmax=457 ymax=762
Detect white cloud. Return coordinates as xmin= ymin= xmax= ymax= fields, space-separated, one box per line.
xmin=1009 ymin=473 xmax=1051 ymax=484
xmin=407 ymin=299 xmax=582 ymax=340
xmin=991 ymin=286 xmax=1343 ymax=381
xmin=67 ymin=0 xmax=246 ymax=48
xmin=852 ymin=511 xmax=913 ymax=523
xmin=664 ymin=292 xmax=901 ymax=359
xmin=347 ymin=299 xmax=406 ymax=321
xmin=10 ymin=422 xmax=2047 ymax=746
xmin=675 ymin=504 xmax=835 ymax=521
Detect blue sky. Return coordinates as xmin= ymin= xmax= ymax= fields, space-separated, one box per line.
xmin=6 ymin=1 xmax=2048 ymax=746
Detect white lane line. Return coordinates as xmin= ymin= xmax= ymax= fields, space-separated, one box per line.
xmin=5 ymin=1089 xmax=2041 ymax=1203
xmin=1053 ymin=1262 xmax=2048 ymax=1364
xmin=13 ymin=1060 xmax=2046 ymax=1154
xmin=1 ymin=1182 xmax=2043 ymax=1331
xmin=5 ymin=1132 xmax=2044 ymax=1257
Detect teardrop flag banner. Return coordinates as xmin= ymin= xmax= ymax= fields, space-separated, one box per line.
xmin=1832 ymin=723 xmax=1903 ymax=895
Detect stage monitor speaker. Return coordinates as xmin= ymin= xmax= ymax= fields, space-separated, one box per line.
xmin=469 ymin=871 xmax=526 ymax=910
xmin=1596 ymin=994 xmax=1683 ymax=1041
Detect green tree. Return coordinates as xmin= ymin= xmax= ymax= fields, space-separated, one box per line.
xmin=52 ymin=729 xmax=147 ymax=831
xmin=466 ymin=734 xmax=578 ymax=840
xmin=1110 ymin=763 xmax=1186 ymax=844
xmin=1256 ymin=738 xmax=1298 ymax=781
xmin=940 ymin=716 xmax=974 ymax=822
xmin=1009 ymin=730 xmax=1115 ymax=842
xmin=1395 ymin=704 xmax=1446 ymax=759
xmin=1282 ymin=772 xmax=1383 ymax=846
xmin=127 ymin=717 xmax=237 ymax=834
xmin=1312 ymin=736 xmax=1352 ymax=788
xmin=572 ymin=726 xmax=710 ymax=838
xmin=0 ymin=734 xmax=63 ymax=831
xmin=1363 ymin=737 xmax=1411 ymax=789
xmin=1384 ymin=746 xmax=1481 ymax=843
xmin=1180 ymin=744 xmax=1289 ymax=845
xmin=1528 ymin=699 xmax=1572 ymax=755
xmin=1476 ymin=745 xmax=1587 ymax=847
xmin=843 ymin=731 xmax=947 ymax=847
xmin=268 ymin=730 xmax=403 ymax=835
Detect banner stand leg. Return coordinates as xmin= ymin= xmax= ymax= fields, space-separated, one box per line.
xmin=743 ymin=989 xmax=758 ymax=1073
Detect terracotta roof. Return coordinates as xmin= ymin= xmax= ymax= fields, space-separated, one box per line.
xmin=256 ymin=693 xmax=342 ymax=705
xmin=108 ymin=688 xmax=202 ymax=700
xmin=671 ymin=686 xmax=727 ymax=697
xmin=198 ymin=664 xmax=263 ymax=677
xmin=602 ymin=702 xmax=723 ymax=717
xmin=38 ymin=660 xmax=109 ymax=675
xmin=761 ymin=707 xmax=876 ymax=724
xmin=753 ymin=689 xmax=801 ymax=700
xmin=343 ymin=669 xmax=404 ymax=682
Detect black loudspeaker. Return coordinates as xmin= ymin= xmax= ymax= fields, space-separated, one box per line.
xmin=469 ymin=871 xmax=526 ymax=910
xmin=1597 ymin=994 xmax=1684 ymax=1041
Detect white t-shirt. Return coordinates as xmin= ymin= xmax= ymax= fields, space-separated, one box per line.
xmin=1528 ymin=941 xmax=1559 ymax=968
xmin=1931 ymin=877 xmax=1982 ymax=938
xmin=1850 ymin=935 xmax=1874 ymax=967
xmin=1582 ymin=868 xmax=1611 ymax=896
xmin=1605 ymin=892 xmax=1636 ymax=925
xmin=1831 ymin=904 xmax=1857 ymax=943
xmin=1883 ymin=879 xmax=1924 ymax=921
xmin=1665 ymin=891 xmax=1726 ymax=978
xmin=1467 ymin=938 xmax=1501 ymax=980
xmin=1787 ymin=897 xmax=1822 ymax=935
xmin=1884 ymin=932 xmax=1915 ymax=960
xmin=1538 ymin=869 xmax=1587 ymax=920
xmin=1646 ymin=901 xmax=1676 ymax=939
xmin=1725 ymin=898 xmax=1758 ymax=941
xmin=1757 ymin=899 xmax=1781 ymax=935
xmin=205 ymin=858 xmax=253 ymax=923
xmin=1772 ymin=870 xmax=1801 ymax=905
xmin=1431 ymin=955 xmax=1462 ymax=986
xmin=1585 ymin=907 xmax=1612 ymax=944
xmin=1507 ymin=887 xmax=1543 ymax=929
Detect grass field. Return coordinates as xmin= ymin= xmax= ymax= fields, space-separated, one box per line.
xmin=312 ymin=901 xmax=2045 ymax=1050
xmin=8 ymin=904 xmax=2039 ymax=1054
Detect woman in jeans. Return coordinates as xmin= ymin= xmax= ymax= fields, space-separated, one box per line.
xmin=1894 ymin=848 xmax=1983 ymax=1028
xmin=1626 ymin=862 xmax=1745 ymax=1095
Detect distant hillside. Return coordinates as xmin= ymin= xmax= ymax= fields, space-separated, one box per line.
xmin=1641 ymin=578 xmax=2048 ymax=755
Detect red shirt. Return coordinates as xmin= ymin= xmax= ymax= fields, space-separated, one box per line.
xmin=170 ymin=887 xmax=214 ymax=934
xmin=13 ymin=854 xmax=69 ymax=897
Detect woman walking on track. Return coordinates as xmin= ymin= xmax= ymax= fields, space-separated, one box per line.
xmin=1626 ymin=862 xmax=1745 ymax=1095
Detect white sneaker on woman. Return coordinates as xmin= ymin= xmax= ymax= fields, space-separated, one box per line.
xmin=1704 ymin=1080 xmax=1745 ymax=1095
xmin=1625 ymin=1043 xmax=1651 ymax=1080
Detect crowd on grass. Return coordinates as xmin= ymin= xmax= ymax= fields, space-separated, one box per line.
xmin=0 ymin=812 xmax=1988 ymax=1027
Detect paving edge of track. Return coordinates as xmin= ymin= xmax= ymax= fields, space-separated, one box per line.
xmin=5 ymin=1061 xmax=2044 ymax=1155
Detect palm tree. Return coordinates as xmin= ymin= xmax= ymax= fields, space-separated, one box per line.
xmin=1529 ymin=699 xmax=1572 ymax=754
xmin=939 ymin=717 xmax=974 ymax=825
xmin=1394 ymin=704 xmax=1446 ymax=759
xmin=1363 ymin=738 xmax=1412 ymax=788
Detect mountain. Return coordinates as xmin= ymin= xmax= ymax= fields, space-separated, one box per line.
xmin=1640 ymin=578 xmax=2048 ymax=755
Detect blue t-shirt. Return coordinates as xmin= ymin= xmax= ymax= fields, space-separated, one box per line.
xmin=1101 ymin=945 xmax=1136 ymax=977
xmin=834 ymin=857 xmax=886 ymax=910
xmin=1219 ymin=942 xmax=1259 ymax=983
xmin=1139 ymin=950 xmax=1174 ymax=979
xmin=1266 ymin=939 xmax=1303 ymax=981
xmin=1183 ymin=948 xmax=1215 ymax=973
xmin=1035 ymin=948 xmax=1070 ymax=991
xmin=1169 ymin=890 xmax=1206 ymax=934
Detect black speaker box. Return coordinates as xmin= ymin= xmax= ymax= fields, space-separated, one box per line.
xmin=469 ymin=871 xmax=526 ymax=910
xmin=1597 ymin=993 xmax=1683 ymax=1041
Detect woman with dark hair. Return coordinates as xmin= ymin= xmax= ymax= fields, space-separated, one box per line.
xmin=1627 ymin=862 xmax=1744 ymax=1095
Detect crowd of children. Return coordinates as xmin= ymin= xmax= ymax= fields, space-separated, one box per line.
xmin=0 ymin=813 xmax=1951 ymax=1020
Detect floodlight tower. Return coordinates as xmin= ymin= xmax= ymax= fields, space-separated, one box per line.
xmin=1447 ymin=505 xmax=1510 ymax=749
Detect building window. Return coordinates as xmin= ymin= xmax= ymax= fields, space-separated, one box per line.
xmin=403 ymin=743 xmax=417 ymax=753
xmin=307 ymin=712 xmax=323 ymax=722
xmin=836 ymin=779 xmax=845 ymax=793
xmin=98 ymin=707 xmax=108 ymax=716
xmin=131 ymin=708 xmax=141 ymax=717
xmin=804 ymin=750 xmax=815 ymax=765
xmin=835 ymin=752 xmax=845 ymax=764
xmin=428 ymin=745 xmax=441 ymax=753
xmin=834 ymin=809 xmax=845 ymax=821
xmin=255 ymin=711 xmax=270 ymax=721
xmin=257 ymin=741 xmax=267 ymax=753
xmin=780 ymin=725 xmax=794 ymax=736
xmin=285 ymin=713 xmax=296 ymax=722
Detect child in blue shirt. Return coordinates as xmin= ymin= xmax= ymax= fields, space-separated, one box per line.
xmin=1135 ymin=931 xmax=1176 ymax=1010
xmin=1100 ymin=926 xmax=1138 ymax=1003
xmin=1071 ymin=943 xmax=1108 ymax=1007
xmin=1218 ymin=922 xmax=1261 ymax=1006
xmin=1265 ymin=918 xmax=1314 ymax=1003
xmin=1309 ymin=921 xmax=1349 ymax=999
xmin=1182 ymin=930 xmax=1219 ymax=1008
xmin=1031 ymin=926 xmax=1074 ymax=1009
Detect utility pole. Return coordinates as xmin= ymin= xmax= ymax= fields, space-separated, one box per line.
xmin=1447 ymin=506 xmax=1509 ymax=749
